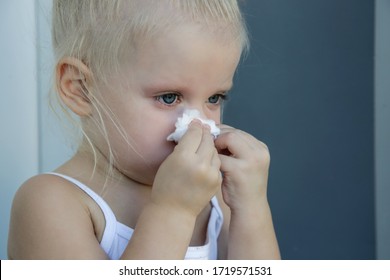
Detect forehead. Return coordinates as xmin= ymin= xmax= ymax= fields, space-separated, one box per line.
xmin=91 ymin=0 xmax=246 ymax=89
xmin=118 ymin=0 xmax=248 ymax=49
xmin=129 ymin=23 xmax=241 ymax=92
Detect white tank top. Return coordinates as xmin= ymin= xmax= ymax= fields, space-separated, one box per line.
xmin=48 ymin=173 xmax=223 ymax=259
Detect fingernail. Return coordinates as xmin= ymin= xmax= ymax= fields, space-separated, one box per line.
xmin=190 ymin=119 xmax=202 ymax=126
xmin=203 ymin=124 xmax=211 ymax=131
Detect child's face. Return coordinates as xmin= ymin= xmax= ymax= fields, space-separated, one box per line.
xmin=96 ymin=24 xmax=241 ymax=184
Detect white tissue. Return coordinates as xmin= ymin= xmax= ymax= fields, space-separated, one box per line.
xmin=167 ymin=109 xmax=220 ymax=142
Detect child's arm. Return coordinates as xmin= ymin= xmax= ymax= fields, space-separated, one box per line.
xmin=215 ymin=125 xmax=281 ymax=259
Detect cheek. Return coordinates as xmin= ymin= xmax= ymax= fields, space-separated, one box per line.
xmin=140 ymin=136 xmax=175 ymax=162
xmin=126 ymin=115 xmax=177 ymax=158
xmin=133 ymin=113 xmax=177 ymax=141
xmin=137 ymin=126 xmax=173 ymax=148
xmin=113 ymin=121 xmax=176 ymax=182
xmin=206 ymin=109 xmax=222 ymax=125
xmin=127 ymin=126 xmax=176 ymax=176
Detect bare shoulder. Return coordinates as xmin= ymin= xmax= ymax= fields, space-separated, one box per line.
xmin=10 ymin=174 xmax=89 ymax=222
xmin=12 ymin=174 xmax=83 ymax=208
xmin=8 ymin=174 xmax=107 ymax=259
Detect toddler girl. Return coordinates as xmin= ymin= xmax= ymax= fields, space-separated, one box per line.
xmin=8 ymin=0 xmax=280 ymax=260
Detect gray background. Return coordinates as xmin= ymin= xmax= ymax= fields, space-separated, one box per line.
xmin=224 ymin=0 xmax=377 ymax=259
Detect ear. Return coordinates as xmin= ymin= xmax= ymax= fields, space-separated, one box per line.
xmin=56 ymin=57 xmax=93 ymax=116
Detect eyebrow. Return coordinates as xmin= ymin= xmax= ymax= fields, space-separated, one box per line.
xmin=143 ymin=82 xmax=234 ymax=96
xmin=208 ymin=81 xmax=235 ymax=95
xmin=216 ymin=83 xmax=233 ymax=95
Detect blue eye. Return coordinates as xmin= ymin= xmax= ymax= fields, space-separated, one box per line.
xmin=156 ymin=93 xmax=179 ymax=105
xmin=208 ymin=94 xmax=228 ymax=104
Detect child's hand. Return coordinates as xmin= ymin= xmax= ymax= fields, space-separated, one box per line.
xmin=214 ymin=125 xmax=280 ymax=260
xmin=151 ymin=121 xmax=222 ymax=217
xmin=214 ymin=125 xmax=270 ymax=213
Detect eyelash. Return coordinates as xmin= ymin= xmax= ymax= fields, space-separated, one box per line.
xmin=209 ymin=94 xmax=229 ymax=105
xmin=155 ymin=93 xmax=182 ymax=106
xmin=155 ymin=93 xmax=229 ymax=107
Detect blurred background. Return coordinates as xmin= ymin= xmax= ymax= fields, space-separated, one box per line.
xmin=1 ymin=0 xmax=389 ymax=259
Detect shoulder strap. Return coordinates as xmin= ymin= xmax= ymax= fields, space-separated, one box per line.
xmin=45 ymin=172 xmax=116 ymax=254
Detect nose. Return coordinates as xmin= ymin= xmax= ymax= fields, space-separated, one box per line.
xmin=184 ymin=106 xmax=208 ymax=120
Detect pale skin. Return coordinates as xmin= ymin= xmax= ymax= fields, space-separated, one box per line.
xmin=8 ymin=21 xmax=280 ymax=259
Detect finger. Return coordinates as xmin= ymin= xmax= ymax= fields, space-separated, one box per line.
xmin=218 ymin=124 xmax=266 ymax=152
xmin=196 ymin=126 xmax=216 ymax=160
xmin=218 ymin=124 xmax=256 ymax=144
xmin=214 ymin=132 xmax=247 ymax=157
xmin=218 ymin=154 xmax=237 ymax=173
xmin=211 ymin=149 xmax=221 ymax=169
xmin=214 ymin=131 xmax=253 ymax=159
xmin=218 ymin=125 xmax=253 ymax=146
xmin=175 ymin=120 xmax=203 ymax=153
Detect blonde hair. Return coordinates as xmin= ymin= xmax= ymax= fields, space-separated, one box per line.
xmin=51 ymin=0 xmax=249 ymax=183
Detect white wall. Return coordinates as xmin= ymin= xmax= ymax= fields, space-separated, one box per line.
xmin=36 ymin=0 xmax=75 ymax=171
xmin=0 ymin=0 xmax=73 ymax=259
xmin=375 ymin=0 xmax=390 ymax=260
xmin=0 ymin=0 xmax=39 ymax=259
